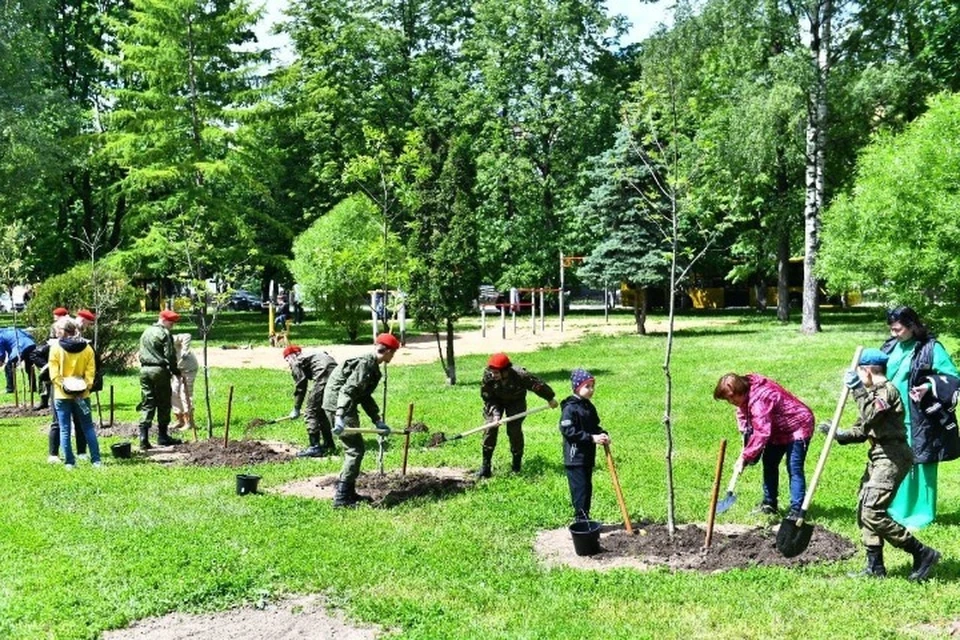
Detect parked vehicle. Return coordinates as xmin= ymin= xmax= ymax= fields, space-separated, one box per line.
xmin=226 ymin=290 xmax=264 ymax=311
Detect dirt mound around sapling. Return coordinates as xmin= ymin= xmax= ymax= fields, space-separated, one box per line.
xmin=535 ymin=521 xmax=856 ymax=573
xmin=0 ymin=404 xmax=48 ymax=419
xmin=275 ymin=467 xmax=474 ymax=507
xmin=178 ymin=439 xmax=297 ymax=467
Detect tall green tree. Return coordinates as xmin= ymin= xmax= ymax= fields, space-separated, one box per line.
xmin=405 ymin=133 xmax=481 ymax=384
xmin=101 ymin=0 xmax=268 ymax=282
xmin=819 ymin=91 xmax=960 ymax=332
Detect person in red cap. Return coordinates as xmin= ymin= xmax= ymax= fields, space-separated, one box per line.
xmin=136 ymin=309 xmax=183 ymax=449
xmin=478 ymin=352 xmax=558 ymax=477
xmin=322 ymin=332 xmax=400 ymax=507
xmin=283 ymin=344 xmax=338 ymax=457
xmin=74 ymin=309 xmax=96 ymax=340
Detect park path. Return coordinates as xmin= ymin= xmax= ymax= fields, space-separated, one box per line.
xmin=200 ymin=315 xmax=735 ymax=370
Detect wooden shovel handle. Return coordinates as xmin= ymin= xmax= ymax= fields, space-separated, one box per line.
xmin=458 ymin=404 xmax=553 ymax=439
xmin=342 ymin=428 xmax=405 ymax=436
xmin=604 ymin=443 xmax=634 ymax=535
xmin=402 ymin=403 xmax=413 ymax=476
xmin=705 ymin=439 xmax=727 ymax=548
xmin=799 ymin=345 xmax=863 ymax=516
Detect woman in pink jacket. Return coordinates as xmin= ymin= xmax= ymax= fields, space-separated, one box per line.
xmin=714 ymin=373 xmax=814 ymax=518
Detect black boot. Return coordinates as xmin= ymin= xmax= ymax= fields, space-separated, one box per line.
xmin=476 ymin=450 xmax=493 ymax=478
xmin=297 ymin=432 xmax=326 ymax=458
xmin=139 ymin=425 xmax=153 ymax=450
xmin=350 ymin=481 xmax=373 ymax=504
xmin=511 ymin=453 xmax=523 ymax=473
xmin=156 ymin=424 xmax=182 ymax=446
xmin=333 ymin=481 xmax=357 ymax=508
xmin=850 ymin=545 xmax=886 ymax=578
xmin=904 ymin=537 xmax=941 ymax=582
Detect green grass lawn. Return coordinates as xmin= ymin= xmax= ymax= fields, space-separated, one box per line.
xmin=2 ymin=309 xmax=959 ymax=639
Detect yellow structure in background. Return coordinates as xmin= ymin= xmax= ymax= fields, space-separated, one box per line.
xmin=688 ymin=287 xmax=724 ymax=309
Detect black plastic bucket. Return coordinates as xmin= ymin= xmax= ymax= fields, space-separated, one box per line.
xmin=569 ymin=519 xmax=602 ymax=556
xmin=110 ymin=442 xmax=132 ymax=459
xmin=236 ymin=474 xmax=261 ymax=495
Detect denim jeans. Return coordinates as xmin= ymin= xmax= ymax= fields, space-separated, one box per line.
xmin=55 ymin=397 xmax=100 ymax=465
xmin=761 ymin=438 xmax=809 ymax=512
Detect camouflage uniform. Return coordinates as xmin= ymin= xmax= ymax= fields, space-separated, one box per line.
xmin=322 ymin=352 xmax=383 ymax=483
xmin=290 ymin=350 xmax=337 ymax=448
xmin=839 ymin=381 xmax=914 ymax=548
xmin=138 ymin=322 xmax=180 ymax=447
xmin=480 ymin=365 xmax=555 ymax=463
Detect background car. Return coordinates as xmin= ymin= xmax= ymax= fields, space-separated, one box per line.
xmin=226 ymin=290 xmax=264 ymax=311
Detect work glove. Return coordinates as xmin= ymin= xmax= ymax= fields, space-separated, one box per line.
xmin=843 ymin=369 xmax=863 ymax=390
xmin=817 ymin=421 xmax=832 ymax=436
xmin=333 ymin=415 xmax=345 ymax=435
xmin=289 ymin=408 xmax=300 ymax=420
xmin=834 ymin=429 xmax=868 ymax=445
xmin=375 ymin=420 xmax=391 ymax=435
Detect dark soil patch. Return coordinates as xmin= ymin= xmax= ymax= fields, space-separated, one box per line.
xmin=603 ymin=521 xmax=856 ymax=571
xmin=0 ymin=404 xmax=48 ymax=419
xmin=275 ymin=468 xmax=474 ymax=507
xmin=408 ymin=421 xmax=429 ymax=433
xmin=179 ymin=439 xmax=296 ymax=467
xmin=535 ymin=521 xmax=857 ymax=573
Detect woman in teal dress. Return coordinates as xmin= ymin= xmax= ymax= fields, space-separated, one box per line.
xmin=882 ymin=307 xmax=960 ymax=529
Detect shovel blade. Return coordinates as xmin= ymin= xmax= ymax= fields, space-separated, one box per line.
xmin=776 ymin=517 xmax=813 ymax=558
xmin=715 ymin=491 xmax=736 ymax=514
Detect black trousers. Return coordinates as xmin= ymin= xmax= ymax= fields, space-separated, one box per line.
xmin=565 ymin=464 xmax=594 ymax=520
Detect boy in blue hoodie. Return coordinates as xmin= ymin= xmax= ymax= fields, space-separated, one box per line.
xmin=559 ymin=369 xmax=609 ymax=521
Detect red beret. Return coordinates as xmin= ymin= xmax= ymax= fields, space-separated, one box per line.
xmin=282 ymin=345 xmax=302 ymax=358
xmin=53 ymin=307 xmax=69 ymax=317
xmin=76 ymin=309 xmax=96 ymax=321
xmin=375 ymin=333 xmax=401 ymax=351
xmin=159 ymin=309 xmax=181 ymax=322
xmin=487 ymin=352 xmax=511 ymax=370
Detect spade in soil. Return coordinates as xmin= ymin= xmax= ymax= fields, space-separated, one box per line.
xmin=777 ymin=346 xmax=862 ymax=558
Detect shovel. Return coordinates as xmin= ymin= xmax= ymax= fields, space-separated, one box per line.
xmin=429 ymin=404 xmax=552 ymax=446
xmin=776 ymin=345 xmax=863 ymax=558
xmin=715 ymin=467 xmax=741 ymax=515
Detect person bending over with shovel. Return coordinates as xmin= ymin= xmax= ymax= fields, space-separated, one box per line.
xmin=323 ymin=333 xmax=400 ymax=508
xmin=478 ymin=352 xmax=558 ymax=478
xmin=283 ymin=344 xmax=338 ymax=458
xmin=560 ymin=369 xmax=609 ymax=521
xmin=714 ymin=372 xmax=814 ymax=519
xmin=821 ymin=348 xmax=941 ymax=581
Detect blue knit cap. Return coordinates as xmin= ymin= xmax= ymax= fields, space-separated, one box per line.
xmin=571 ymin=368 xmax=595 ymax=392
xmin=859 ymin=348 xmax=888 ymax=367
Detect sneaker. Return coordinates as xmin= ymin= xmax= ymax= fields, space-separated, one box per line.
xmin=77 ymin=453 xmax=89 ymax=460
xmin=751 ymin=503 xmax=779 ymax=516
xmin=64 ymin=464 xmax=75 ymax=471
xmin=92 ymin=461 xmax=102 ymax=468
xmin=47 ymin=455 xmax=60 ymax=464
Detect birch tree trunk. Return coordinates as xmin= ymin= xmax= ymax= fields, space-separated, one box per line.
xmin=801 ymin=0 xmax=832 ymax=335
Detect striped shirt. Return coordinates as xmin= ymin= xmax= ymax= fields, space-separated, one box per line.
xmin=737 ymin=374 xmax=814 ymax=463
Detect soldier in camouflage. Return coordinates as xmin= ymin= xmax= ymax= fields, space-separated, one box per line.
xmin=283 ymin=344 xmax=338 ymax=457
xmin=137 ymin=309 xmax=183 ymax=449
xmin=825 ymin=348 xmax=942 ymax=581
xmin=323 ymin=333 xmax=400 ymax=508
xmin=478 ymin=352 xmax=558 ymax=477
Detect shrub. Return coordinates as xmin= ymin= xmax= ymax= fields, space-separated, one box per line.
xmin=24 ymin=263 xmax=141 ymax=372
